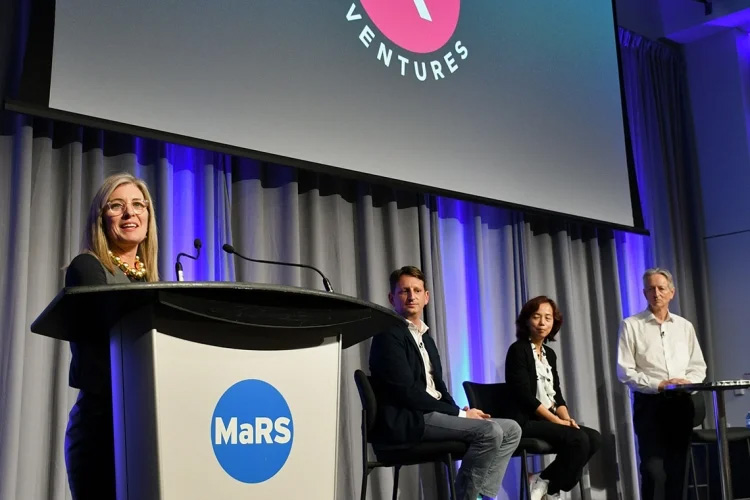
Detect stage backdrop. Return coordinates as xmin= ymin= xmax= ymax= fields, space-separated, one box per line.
xmin=0 ymin=28 xmax=710 ymax=500
xmin=43 ymin=0 xmax=637 ymax=228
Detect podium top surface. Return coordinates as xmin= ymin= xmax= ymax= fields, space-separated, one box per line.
xmin=664 ymin=380 xmax=750 ymax=392
xmin=31 ymin=282 xmax=406 ymax=348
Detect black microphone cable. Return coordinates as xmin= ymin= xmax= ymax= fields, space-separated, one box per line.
xmin=222 ymin=243 xmax=334 ymax=293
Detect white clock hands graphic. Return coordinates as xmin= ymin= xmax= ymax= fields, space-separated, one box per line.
xmin=413 ymin=0 xmax=432 ymax=21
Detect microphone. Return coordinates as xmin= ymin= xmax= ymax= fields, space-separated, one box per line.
xmin=222 ymin=243 xmax=334 ymax=293
xmin=175 ymin=238 xmax=202 ymax=281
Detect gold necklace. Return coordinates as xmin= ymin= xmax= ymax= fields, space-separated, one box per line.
xmin=108 ymin=251 xmax=146 ymax=280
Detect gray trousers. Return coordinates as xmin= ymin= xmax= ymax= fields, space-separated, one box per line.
xmin=423 ymin=412 xmax=522 ymax=499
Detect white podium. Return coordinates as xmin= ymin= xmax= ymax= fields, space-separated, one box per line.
xmin=32 ymin=282 xmax=404 ymax=499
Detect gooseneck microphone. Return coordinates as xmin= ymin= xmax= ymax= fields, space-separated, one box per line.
xmin=222 ymin=243 xmax=334 ymax=293
xmin=175 ymin=238 xmax=202 ymax=281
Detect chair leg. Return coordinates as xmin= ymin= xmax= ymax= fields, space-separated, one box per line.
xmin=360 ymin=410 xmax=370 ymax=500
xmin=446 ymin=454 xmax=458 ymax=500
xmin=360 ymin=465 xmax=369 ymax=500
xmin=392 ymin=465 xmax=401 ymax=500
xmin=702 ymin=443 xmax=709 ymax=500
xmin=578 ymin=476 xmax=585 ymax=500
xmin=519 ymin=450 xmax=530 ymax=500
xmin=688 ymin=445 xmax=698 ymax=500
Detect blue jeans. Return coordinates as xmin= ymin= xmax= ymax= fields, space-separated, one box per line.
xmin=423 ymin=412 xmax=522 ymax=499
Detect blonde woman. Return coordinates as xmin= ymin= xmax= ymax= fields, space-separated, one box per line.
xmin=64 ymin=173 xmax=158 ymax=499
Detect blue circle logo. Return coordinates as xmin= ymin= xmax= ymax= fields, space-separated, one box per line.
xmin=211 ymin=379 xmax=294 ymax=483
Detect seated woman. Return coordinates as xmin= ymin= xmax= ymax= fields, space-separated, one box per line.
xmin=504 ymin=296 xmax=601 ymax=500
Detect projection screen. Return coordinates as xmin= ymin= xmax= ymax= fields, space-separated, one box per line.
xmin=46 ymin=0 xmax=637 ymax=227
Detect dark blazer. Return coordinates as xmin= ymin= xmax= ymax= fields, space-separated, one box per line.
xmin=66 ymin=253 xmax=132 ymax=394
xmin=369 ymin=323 xmax=459 ymax=445
xmin=503 ymin=339 xmax=567 ymax=427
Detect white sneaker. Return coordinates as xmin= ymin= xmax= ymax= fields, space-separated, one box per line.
xmin=529 ymin=474 xmax=549 ymax=500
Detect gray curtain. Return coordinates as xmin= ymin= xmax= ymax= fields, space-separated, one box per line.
xmin=0 ymin=115 xmax=631 ymax=500
xmin=0 ymin=27 xmax=709 ymax=500
xmin=617 ymin=29 xmax=712 ymax=369
xmin=523 ymin=223 xmax=634 ymax=498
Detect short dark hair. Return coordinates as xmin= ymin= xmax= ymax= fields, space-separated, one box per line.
xmin=389 ymin=266 xmax=427 ymax=293
xmin=515 ymin=296 xmax=563 ymax=342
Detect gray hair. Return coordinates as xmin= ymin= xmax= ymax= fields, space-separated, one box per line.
xmin=642 ymin=268 xmax=675 ymax=290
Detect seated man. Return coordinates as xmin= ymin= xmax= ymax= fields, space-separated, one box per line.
xmin=369 ymin=266 xmax=521 ymax=500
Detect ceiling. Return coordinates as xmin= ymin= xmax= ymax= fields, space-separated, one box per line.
xmin=616 ymin=0 xmax=750 ymax=43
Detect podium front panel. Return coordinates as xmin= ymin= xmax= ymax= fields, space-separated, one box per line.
xmin=111 ymin=323 xmax=340 ymax=499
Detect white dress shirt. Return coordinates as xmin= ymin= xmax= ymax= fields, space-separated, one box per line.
xmin=406 ymin=319 xmax=442 ymax=401
xmin=617 ymin=309 xmax=707 ymax=394
xmin=407 ymin=320 xmax=467 ymax=417
xmin=531 ymin=342 xmax=557 ymax=410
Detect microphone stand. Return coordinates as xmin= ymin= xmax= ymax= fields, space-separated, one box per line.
xmin=175 ymin=239 xmax=202 ymax=281
xmin=222 ymin=243 xmax=334 ymax=293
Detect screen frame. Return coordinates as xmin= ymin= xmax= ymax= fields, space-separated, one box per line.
xmin=3 ymin=0 xmax=648 ymax=235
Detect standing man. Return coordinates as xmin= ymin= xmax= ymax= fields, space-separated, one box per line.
xmin=369 ymin=266 xmax=521 ymax=500
xmin=617 ymin=268 xmax=707 ymax=500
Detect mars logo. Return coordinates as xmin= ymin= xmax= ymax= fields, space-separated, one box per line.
xmin=211 ymin=379 xmax=294 ymax=484
xmin=346 ymin=0 xmax=468 ymax=81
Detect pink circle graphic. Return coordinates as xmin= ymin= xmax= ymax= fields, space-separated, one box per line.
xmin=360 ymin=0 xmax=461 ymax=54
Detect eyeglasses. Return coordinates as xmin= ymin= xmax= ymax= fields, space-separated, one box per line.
xmin=104 ymin=199 xmax=149 ymax=216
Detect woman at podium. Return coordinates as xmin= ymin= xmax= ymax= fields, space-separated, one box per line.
xmin=63 ymin=173 xmax=159 ymax=500
xmin=503 ymin=296 xmax=601 ymax=500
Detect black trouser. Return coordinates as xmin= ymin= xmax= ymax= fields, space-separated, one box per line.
xmin=633 ymin=392 xmax=695 ymax=500
xmin=64 ymin=391 xmax=116 ymax=500
xmin=522 ymin=420 xmax=601 ymax=494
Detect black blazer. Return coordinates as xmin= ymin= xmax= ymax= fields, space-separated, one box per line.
xmin=503 ymin=339 xmax=567 ymax=427
xmin=369 ymin=323 xmax=459 ymax=445
xmin=66 ymin=253 xmax=131 ymax=395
